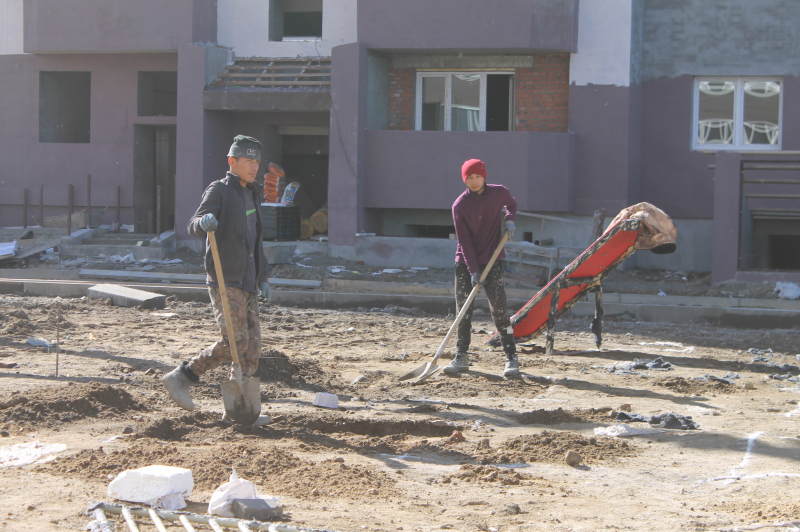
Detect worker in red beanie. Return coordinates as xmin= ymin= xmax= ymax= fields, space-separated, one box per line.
xmin=445 ymin=158 xmax=519 ymax=377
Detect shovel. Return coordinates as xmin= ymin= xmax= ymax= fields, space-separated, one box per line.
xmin=398 ymin=231 xmax=510 ymax=383
xmin=207 ymin=231 xmax=262 ymax=425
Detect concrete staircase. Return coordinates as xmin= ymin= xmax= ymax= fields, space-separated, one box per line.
xmin=59 ymin=229 xmax=177 ymax=260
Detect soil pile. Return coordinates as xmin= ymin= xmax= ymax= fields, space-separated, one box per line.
xmin=473 ymin=430 xmax=638 ymax=465
xmin=271 ymin=413 xmax=458 ymax=438
xmin=443 ymin=464 xmax=537 ymax=486
xmin=135 ymin=412 xmax=223 ymax=441
xmin=653 ymin=376 xmax=742 ymax=395
xmin=515 ymin=407 xmax=612 ymax=425
xmin=46 ymin=441 xmax=399 ymax=499
xmin=0 ymin=382 xmax=149 ymax=428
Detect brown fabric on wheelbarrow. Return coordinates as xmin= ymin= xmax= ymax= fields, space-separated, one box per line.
xmin=606 ymin=202 xmax=677 ymax=253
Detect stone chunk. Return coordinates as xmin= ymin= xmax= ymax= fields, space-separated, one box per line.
xmin=108 ymin=465 xmax=193 ymax=507
xmin=565 ymin=450 xmax=583 ymax=467
xmin=88 ymin=284 xmax=166 ymax=309
xmin=231 ymin=498 xmax=283 ymax=521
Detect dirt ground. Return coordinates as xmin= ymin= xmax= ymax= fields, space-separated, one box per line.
xmin=1 ymin=294 xmax=799 ymax=532
xmin=8 ymin=245 xmax=785 ymax=300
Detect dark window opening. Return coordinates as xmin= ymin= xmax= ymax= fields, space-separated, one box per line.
xmin=271 ymin=0 xmax=322 ymax=40
xmin=137 ymin=72 xmax=178 ymax=117
xmin=404 ymin=225 xmax=455 ymax=239
xmin=523 ymin=231 xmax=533 ymax=243
xmin=768 ymin=235 xmax=800 ymax=270
xmin=284 ymin=11 xmax=322 ymax=37
xmin=39 ymin=71 xmax=90 ymax=143
xmin=486 ymin=74 xmax=512 ymax=131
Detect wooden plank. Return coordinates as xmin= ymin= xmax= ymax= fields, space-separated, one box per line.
xmin=212 ymin=81 xmax=330 ymax=87
xmin=223 ymin=65 xmax=330 ymax=71
xmin=222 ymin=72 xmax=331 ymax=78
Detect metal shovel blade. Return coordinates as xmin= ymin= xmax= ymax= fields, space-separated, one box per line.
xmin=398 ymin=362 xmax=441 ymax=383
xmin=220 ymin=377 xmax=261 ymax=426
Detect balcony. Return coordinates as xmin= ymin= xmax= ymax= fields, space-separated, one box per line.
xmin=357 ymin=0 xmax=578 ymax=52
xmin=24 ymin=0 xmax=215 ymax=54
xmin=363 ymin=130 xmax=574 ymax=211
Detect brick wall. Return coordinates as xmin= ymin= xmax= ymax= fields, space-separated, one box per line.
xmin=385 ymin=55 xmax=569 ymax=132
xmin=388 ymin=68 xmax=415 ymax=130
xmin=514 ymin=54 xmax=570 ymax=132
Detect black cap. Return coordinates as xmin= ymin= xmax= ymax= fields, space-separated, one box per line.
xmin=228 ymin=135 xmax=262 ymax=160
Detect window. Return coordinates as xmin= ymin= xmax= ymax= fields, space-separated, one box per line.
xmin=39 ymin=71 xmax=91 ymax=143
xmin=693 ymin=77 xmax=782 ymax=150
xmin=137 ymin=72 xmax=177 ymax=117
xmin=415 ymin=72 xmax=514 ymax=132
xmin=270 ymin=0 xmax=322 ymax=41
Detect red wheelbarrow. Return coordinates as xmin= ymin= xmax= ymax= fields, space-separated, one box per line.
xmin=485 ymin=203 xmax=677 ymax=354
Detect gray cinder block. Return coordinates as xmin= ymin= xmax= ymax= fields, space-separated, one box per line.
xmin=87 ymin=284 xmax=166 ymax=309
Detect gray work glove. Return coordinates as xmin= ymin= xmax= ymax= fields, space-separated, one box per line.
xmin=505 ymin=220 xmax=516 ymax=237
xmin=471 ymin=272 xmax=482 ymax=288
xmin=260 ymin=282 xmax=272 ymax=302
xmin=199 ymin=213 xmax=218 ymax=232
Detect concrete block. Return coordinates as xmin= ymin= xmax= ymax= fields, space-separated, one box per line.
xmin=25 ymin=281 xmax=87 ymax=298
xmin=312 ymin=392 xmax=338 ymax=409
xmin=108 ymin=465 xmax=193 ymax=507
xmin=231 ymin=498 xmax=283 ymax=521
xmin=87 ymin=284 xmax=166 ymax=309
xmin=151 ymin=230 xmax=177 ymax=255
xmin=263 ymin=243 xmax=296 ymax=264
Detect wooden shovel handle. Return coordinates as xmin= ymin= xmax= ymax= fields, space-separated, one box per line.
xmin=429 ymin=231 xmax=510 ymax=366
xmin=207 ymin=231 xmax=241 ymax=367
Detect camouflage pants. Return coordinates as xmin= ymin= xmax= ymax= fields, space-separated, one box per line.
xmin=454 ymin=262 xmax=514 ymax=354
xmin=187 ymin=287 xmax=261 ymax=379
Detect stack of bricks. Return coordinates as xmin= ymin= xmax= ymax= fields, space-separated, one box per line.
xmin=514 ymin=54 xmax=570 ymax=132
xmin=388 ymin=68 xmax=415 ymax=130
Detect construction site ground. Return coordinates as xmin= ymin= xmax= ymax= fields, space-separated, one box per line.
xmin=1 ymin=289 xmax=799 ymax=532
xmin=4 ymin=246 xmax=783 ymax=300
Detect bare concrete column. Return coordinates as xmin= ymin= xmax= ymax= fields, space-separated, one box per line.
xmin=328 ymin=42 xmax=370 ymax=248
xmin=711 ymin=152 xmax=742 ymax=283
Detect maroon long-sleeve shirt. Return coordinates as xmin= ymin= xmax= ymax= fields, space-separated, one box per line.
xmin=452 ymin=184 xmax=517 ymax=275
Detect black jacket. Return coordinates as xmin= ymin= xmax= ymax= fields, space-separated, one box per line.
xmin=188 ymin=173 xmax=269 ymax=289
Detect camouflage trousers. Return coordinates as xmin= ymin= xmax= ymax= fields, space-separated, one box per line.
xmin=187 ymin=286 xmax=261 ymax=379
xmin=454 ymin=261 xmax=514 ymax=355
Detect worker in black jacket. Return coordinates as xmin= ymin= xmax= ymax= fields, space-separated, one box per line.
xmin=163 ymin=135 xmax=270 ymax=411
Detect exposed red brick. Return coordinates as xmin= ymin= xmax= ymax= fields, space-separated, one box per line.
xmin=388 ymin=68 xmax=415 ymax=130
xmin=515 ymin=54 xmax=570 ymax=132
xmin=384 ymin=55 xmax=569 ymax=132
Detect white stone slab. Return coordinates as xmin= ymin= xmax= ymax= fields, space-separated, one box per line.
xmin=108 ymin=465 xmax=193 ymax=507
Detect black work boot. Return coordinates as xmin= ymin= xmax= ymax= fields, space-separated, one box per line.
xmin=443 ymin=352 xmax=470 ymax=374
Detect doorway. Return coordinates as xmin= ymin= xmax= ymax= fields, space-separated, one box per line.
xmin=134 ymin=125 xmax=176 ymax=234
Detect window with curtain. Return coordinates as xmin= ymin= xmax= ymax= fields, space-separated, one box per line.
xmin=693 ymin=77 xmax=782 ymax=150
xmin=415 ymin=72 xmax=514 ymax=132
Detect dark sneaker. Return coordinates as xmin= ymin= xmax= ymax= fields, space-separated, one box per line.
xmin=443 ymin=352 xmax=470 ymax=374
xmin=503 ymin=353 xmax=520 ymax=377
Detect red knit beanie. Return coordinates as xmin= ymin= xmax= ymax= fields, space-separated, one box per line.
xmin=461 ymin=159 xmax=486 ymax=183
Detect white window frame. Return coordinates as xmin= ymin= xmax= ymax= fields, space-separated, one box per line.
xmin=692 ymin=76 xmax=783 ymax=151
xmin=415 ymin=71 xmax=514 ymax=132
